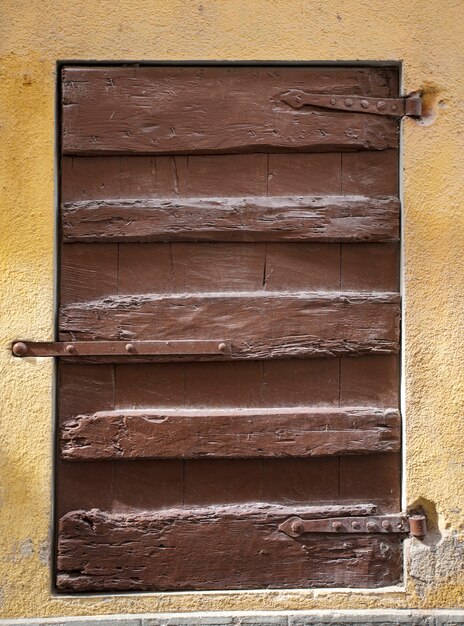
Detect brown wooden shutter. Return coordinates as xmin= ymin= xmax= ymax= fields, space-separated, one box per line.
xmin=56 ymin=65 xmax=402 ymax=592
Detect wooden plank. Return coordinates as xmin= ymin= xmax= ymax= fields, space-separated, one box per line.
xmin=62 ymin=67 xmax=399 ymax=155
xmin=340 ymin=454 xmax=401 ymax=514
xmin=342 ymin=150 xmax=398 ymax=196
xmin=61 ymin=154 xmax=270 ymax=201
xmin=60 ymin=406 xmax=401 ymax=460
xmin=56 ymin=504 xmax=402 ymax=591
xmin=61 ymin=195 xmax=400 ymax=243
xmin=341 ymin=242 xmax=399 ymax=292
xmin=264 ymin=243 xmax=340 ymax=291
xmin=60 ymin=243 xmax=118 ymax=305
xmin=340 ymin=355 xmax=399 ymax=407
xmin=118 ymin=243 xmax=267 ymax=294
xmin=59 ymin=291 xmax=400 ymax=359
xmin=268 ymin=153 xmax=341 ymax=195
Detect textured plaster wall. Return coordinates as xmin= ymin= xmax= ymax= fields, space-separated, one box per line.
xmin=0 ymin=0 xmax=463 ymax=619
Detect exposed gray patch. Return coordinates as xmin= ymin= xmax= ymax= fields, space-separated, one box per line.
xmin=288 ymin=611 xmax=434 ymax=625
xmin=19 ymin=538 xmax=34 ymax=559
xmin=409 ymin=531 xmax=464 ymax=599
xmin=38 ymin=539 xmax=50 ymax=565
xmin=3 ymin=613 xmax=464 ymax=626
xmin=145 ymin=617 xmax=287 ymax=626
xmin=6 ymin=538 xmax=34 ymax=562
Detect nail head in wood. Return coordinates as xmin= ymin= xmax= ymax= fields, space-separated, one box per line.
xmin=65 ymin=344 xmax=77 ymax=354
xmin=125 ymin=343 xmax=136 ymax=354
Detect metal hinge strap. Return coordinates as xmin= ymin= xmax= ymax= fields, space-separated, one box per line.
xmin=11 ymin=340 xmax=230 ymax=358
xmin=279 ymin=514 xmax=427 ymax=538
xmin=280 ymin=90 xmax=422 ymax=118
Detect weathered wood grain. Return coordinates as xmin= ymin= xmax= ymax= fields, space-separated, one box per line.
xmin=60 ymin=406 xmax=401 ymax=460
xmin=59 ymin=291 xmax=400 ymax=358
xmin=61 ymin=67 xmax=399 ymax=155
xmin=61 ymin=195 xmax=400 ymax=243
xmin=57 ymin=504 xmax=402 ymax=591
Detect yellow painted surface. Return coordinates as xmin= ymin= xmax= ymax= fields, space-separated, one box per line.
xmin=0 ymin=0 xmax=463 ymax=618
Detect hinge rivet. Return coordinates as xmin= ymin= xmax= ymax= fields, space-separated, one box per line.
xmin=291 ymin=520 xmax=305 ymax=535
xmin=218 ymin=342 xmax=227 ymax=353
xmin=391 ymin=104 xmax=398 ymax=111
xmin=332 ymin=521 xmax=343 ymax=531
xmin=65 ymin=344 xmax=77 ymax=354
xmin=330 ymin=98 xmax=336 ymax=105
xmin=361 ymin=99 xmax=369 ymax=108
xmin=12 ymin=342 xmax=28 ymax=356
xmin=125 ymin=343 xmax=136 ymax=354
xmin=377 ymin=100 xmax=386 ymax=110
xmin=366 ymin=522 xmax=377 ymax=532
xmin=351 ymin=521 xmax=361 ymax=530
xmin=344 ymin=98 xmax=353 ymax=107
xmin=382 ymin=520 xmax=392 ymax=531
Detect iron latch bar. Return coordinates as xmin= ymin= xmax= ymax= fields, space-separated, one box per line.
xmin=11 ymin=340 xmax=231 ymax=358
xmin=279 ymin=514 xmax=427 ymax=538
xmin=280 ymin=90 xmax=422 ymax=118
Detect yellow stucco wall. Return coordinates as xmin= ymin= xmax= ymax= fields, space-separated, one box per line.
xmin=0 ymin=0 xmax=463 ymax=618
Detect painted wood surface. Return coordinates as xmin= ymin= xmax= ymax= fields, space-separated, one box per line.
xmin=59 ymin=292 xmax=400 ymax=358
xmin=62 ymin=67 xmax=399 ymax=155
xmin=60 ymin=407 xmax=401 ymax=459
xmin=57 ymin=504 xmax=402 ymax=591
xmin=61 ymin=195 xmax=400 ymax=243
xmin=57 ymin=65 xmax=402 ymax=592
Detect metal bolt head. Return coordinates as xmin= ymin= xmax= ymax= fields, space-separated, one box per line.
xmin=218 ymin=342 xmax=227 ymax=353
xmin=330 ymin=98 xmax=337 ymax=105
xmin=361 ymin=99 xmax=370 ymax=108
xmin=351 ymin=520 xmax=361 ymax=530
xmin=125 ymin=343 xmax=136 ymax=354
xmin=366 ymin=522 xmax=377 ymax=532
xmin=12 ymin=342 xmax=28 ymax=356
xmin=382 ymin=520 xmax=392 ymax=531
xmin=65 ymin=344 xmax=77 ymax=354
xmin=291 ymin=520 xmax=305 ymax=535
xmin=377 ymin=100 xmax=386 ymax=110
xmin=332 ymin=521 xmax=343 ymax=531
xmin=344 ymin=98 xmax=353 ymax=107
xmin=391 ymin=104 xmax=398 ymax=111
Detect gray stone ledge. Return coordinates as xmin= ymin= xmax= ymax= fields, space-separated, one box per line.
xmin=1 ymin=612 xmax=464 ymax=626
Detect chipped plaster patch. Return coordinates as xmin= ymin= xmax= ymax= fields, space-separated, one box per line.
xmin=409 ymin=533 xmax=464 ymax=602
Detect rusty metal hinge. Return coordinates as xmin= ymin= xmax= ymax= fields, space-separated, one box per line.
xmin=279 ymin=513 xmax=427 ymax=538
xmin=280 ymin=90 xmax=422 ymax=118
xmin=11 ymin=340 xmax=231 ymax=358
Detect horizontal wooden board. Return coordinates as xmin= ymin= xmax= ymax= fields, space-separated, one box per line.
xmin=62 ymin=67 xmax=399 ymax=155
xmin=60 ymin=151 xmax=399 ymax=203
xmin=60 ymin=406 xmax=401 ymax=460
xmin=61 ymin=195 xmax=399 ymax=243
xmin=59 ymin=291 xmax=400 ymax=359
xmin=57 ymin=503 xmax=402 ymax=591
xmin=60 ymin=243 xmax=399 ymax=304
